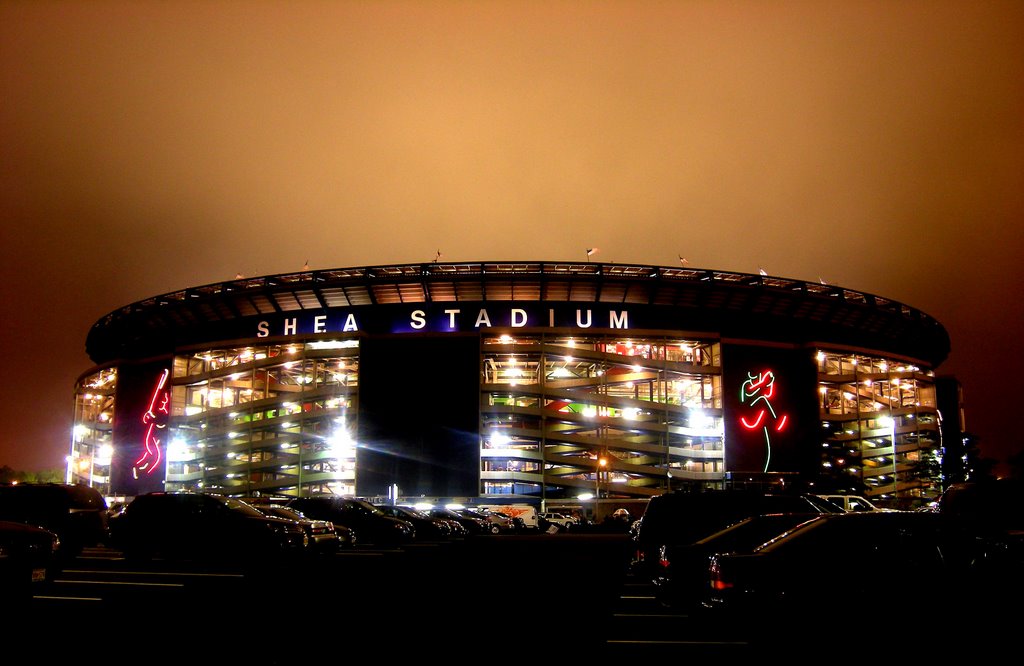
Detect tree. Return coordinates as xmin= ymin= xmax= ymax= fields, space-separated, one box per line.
xmin=0 ymin=466 xmax=64 ymax=484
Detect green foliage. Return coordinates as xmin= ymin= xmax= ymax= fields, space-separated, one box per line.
xmin=0 ymin=465 xmax=64 ymax=484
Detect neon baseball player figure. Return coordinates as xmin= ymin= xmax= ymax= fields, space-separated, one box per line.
xmin=739 ymin=369 xmax=789 ymax=473
xmin=133 ymin=368 xmax=170 ymax=478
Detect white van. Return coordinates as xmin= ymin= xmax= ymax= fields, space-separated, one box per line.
xmin=478 ymin=504 xmax=539 ymax=530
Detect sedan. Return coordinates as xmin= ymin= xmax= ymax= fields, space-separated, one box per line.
xmin=257 ymin=504 xmax=342 ymax=554
xmin=288 ymin=497 xmax=415 ymax=546
xmin=654 ymin=512 xmax=820 ymax=610
xmin=376 ymin=504 xmax=452 ymax=540
xmin=703 ymin=511 xmax=981 ymax=648
xmin=426 ymin=508 xmax=488 ymax=535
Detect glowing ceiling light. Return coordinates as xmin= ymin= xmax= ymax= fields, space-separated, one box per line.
xmin=491 ymin=433 xmax=511 ymax=447
xmin=96 ymin=444 xmax=114 ymax=464
xmin=167 ymin=439 xmax=191 ymax=461
xmin=499 ymin=335 xmax=513 ymax=343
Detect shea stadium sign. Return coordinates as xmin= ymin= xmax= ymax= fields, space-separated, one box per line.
xmin=255 ymin=304 xmax=634 ymax=338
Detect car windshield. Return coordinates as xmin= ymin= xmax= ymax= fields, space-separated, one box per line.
xmin=349 ymin=499 xmax=385 ymax=515
xmin=396 ymin=507 xmax=429 ymax=518
xmin=803 ymin=495 xmax=844 ymax=512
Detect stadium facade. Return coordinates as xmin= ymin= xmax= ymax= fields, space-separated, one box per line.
xmin=69 ymin=261 xmax=955 ymax=510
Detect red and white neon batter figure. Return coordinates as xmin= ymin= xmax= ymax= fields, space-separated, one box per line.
xmin=133 ymin=369 xmax=170 ymax=478
xmin=739 ymin=369 xmax=789 ymax=473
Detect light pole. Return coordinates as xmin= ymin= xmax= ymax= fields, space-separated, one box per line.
xmin=890 ymin=415 xmax=898 ymax=505
xmin=880 ymin=415 xmax=897 ymax=504
xmin=595 ymin=455 xmax=607 ymax=522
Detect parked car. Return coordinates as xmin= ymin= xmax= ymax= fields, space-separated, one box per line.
xmin=0 ymin=482 xmax=109 ymax=558
xmin=0 ymin=520 xmax=61 ymax=604
xmin=631 ymin=488 xmax=842 ymax=582
xmin=287 ymin=497 xmax=415 ymax=546
xmin=703 ymin=510 xmax=981 ymax=646
xmin=936 ymin=478 xmax=1024 ymax=587
xmin=457 ymin=507 xmax=512 ymax=534
xmin=540 ymin=512 xmax=577 ymax=531
xmin=431 ymin=512 xmax=468 ymax=537
xmin=376 ymin=504 xmax=452 ymax=540
xmin=110 ymin=492 xmax=308 ymax=561
xmin=426 ymin=507 xmax=488 ymax=535
xmin=653 ymin=512 xmax=821 ymax=609
xmin=813 ymin=494 xmax=887 ymax=512
xmin=257 ymin=504 xmax=342 ymax=554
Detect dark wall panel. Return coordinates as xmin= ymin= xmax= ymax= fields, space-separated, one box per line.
xmin=111 ymin=360 xmax=171 ymax=496
xmin=722 ymin=343 xmax=819 ymax=478
xmin=357 ymin=334 xmax=480 ymax=498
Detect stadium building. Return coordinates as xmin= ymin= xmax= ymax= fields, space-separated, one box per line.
xmin=69 ymin=261 xmax=956 ymax=511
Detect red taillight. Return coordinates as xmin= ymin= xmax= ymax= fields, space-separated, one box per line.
xmin=708 ymin=559 xmax=732 ymax=590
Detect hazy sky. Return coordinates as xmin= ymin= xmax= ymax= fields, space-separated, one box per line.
xmin=2 ymin=1 xmax=1022 ymax=475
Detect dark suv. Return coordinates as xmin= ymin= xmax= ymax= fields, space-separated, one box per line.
xmin=0 ymin=483 xmax=109 ymax=558
xmin=110 ymin=492 xmax=307 ymax=561
xmin=1 ymin=520 xmax=61 ymax=603
xmin=631 ymin=488 xmax=841 ymax=582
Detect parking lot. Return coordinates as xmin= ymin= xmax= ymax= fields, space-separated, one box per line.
xmin=20 ymin=533 xmax=643 ymax=659
xmin=14 ymin=523 xmax=1022 ymax=661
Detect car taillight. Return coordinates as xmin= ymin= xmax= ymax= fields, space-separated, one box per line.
xmin=708 ymin=559 xmax=733 ymax=590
